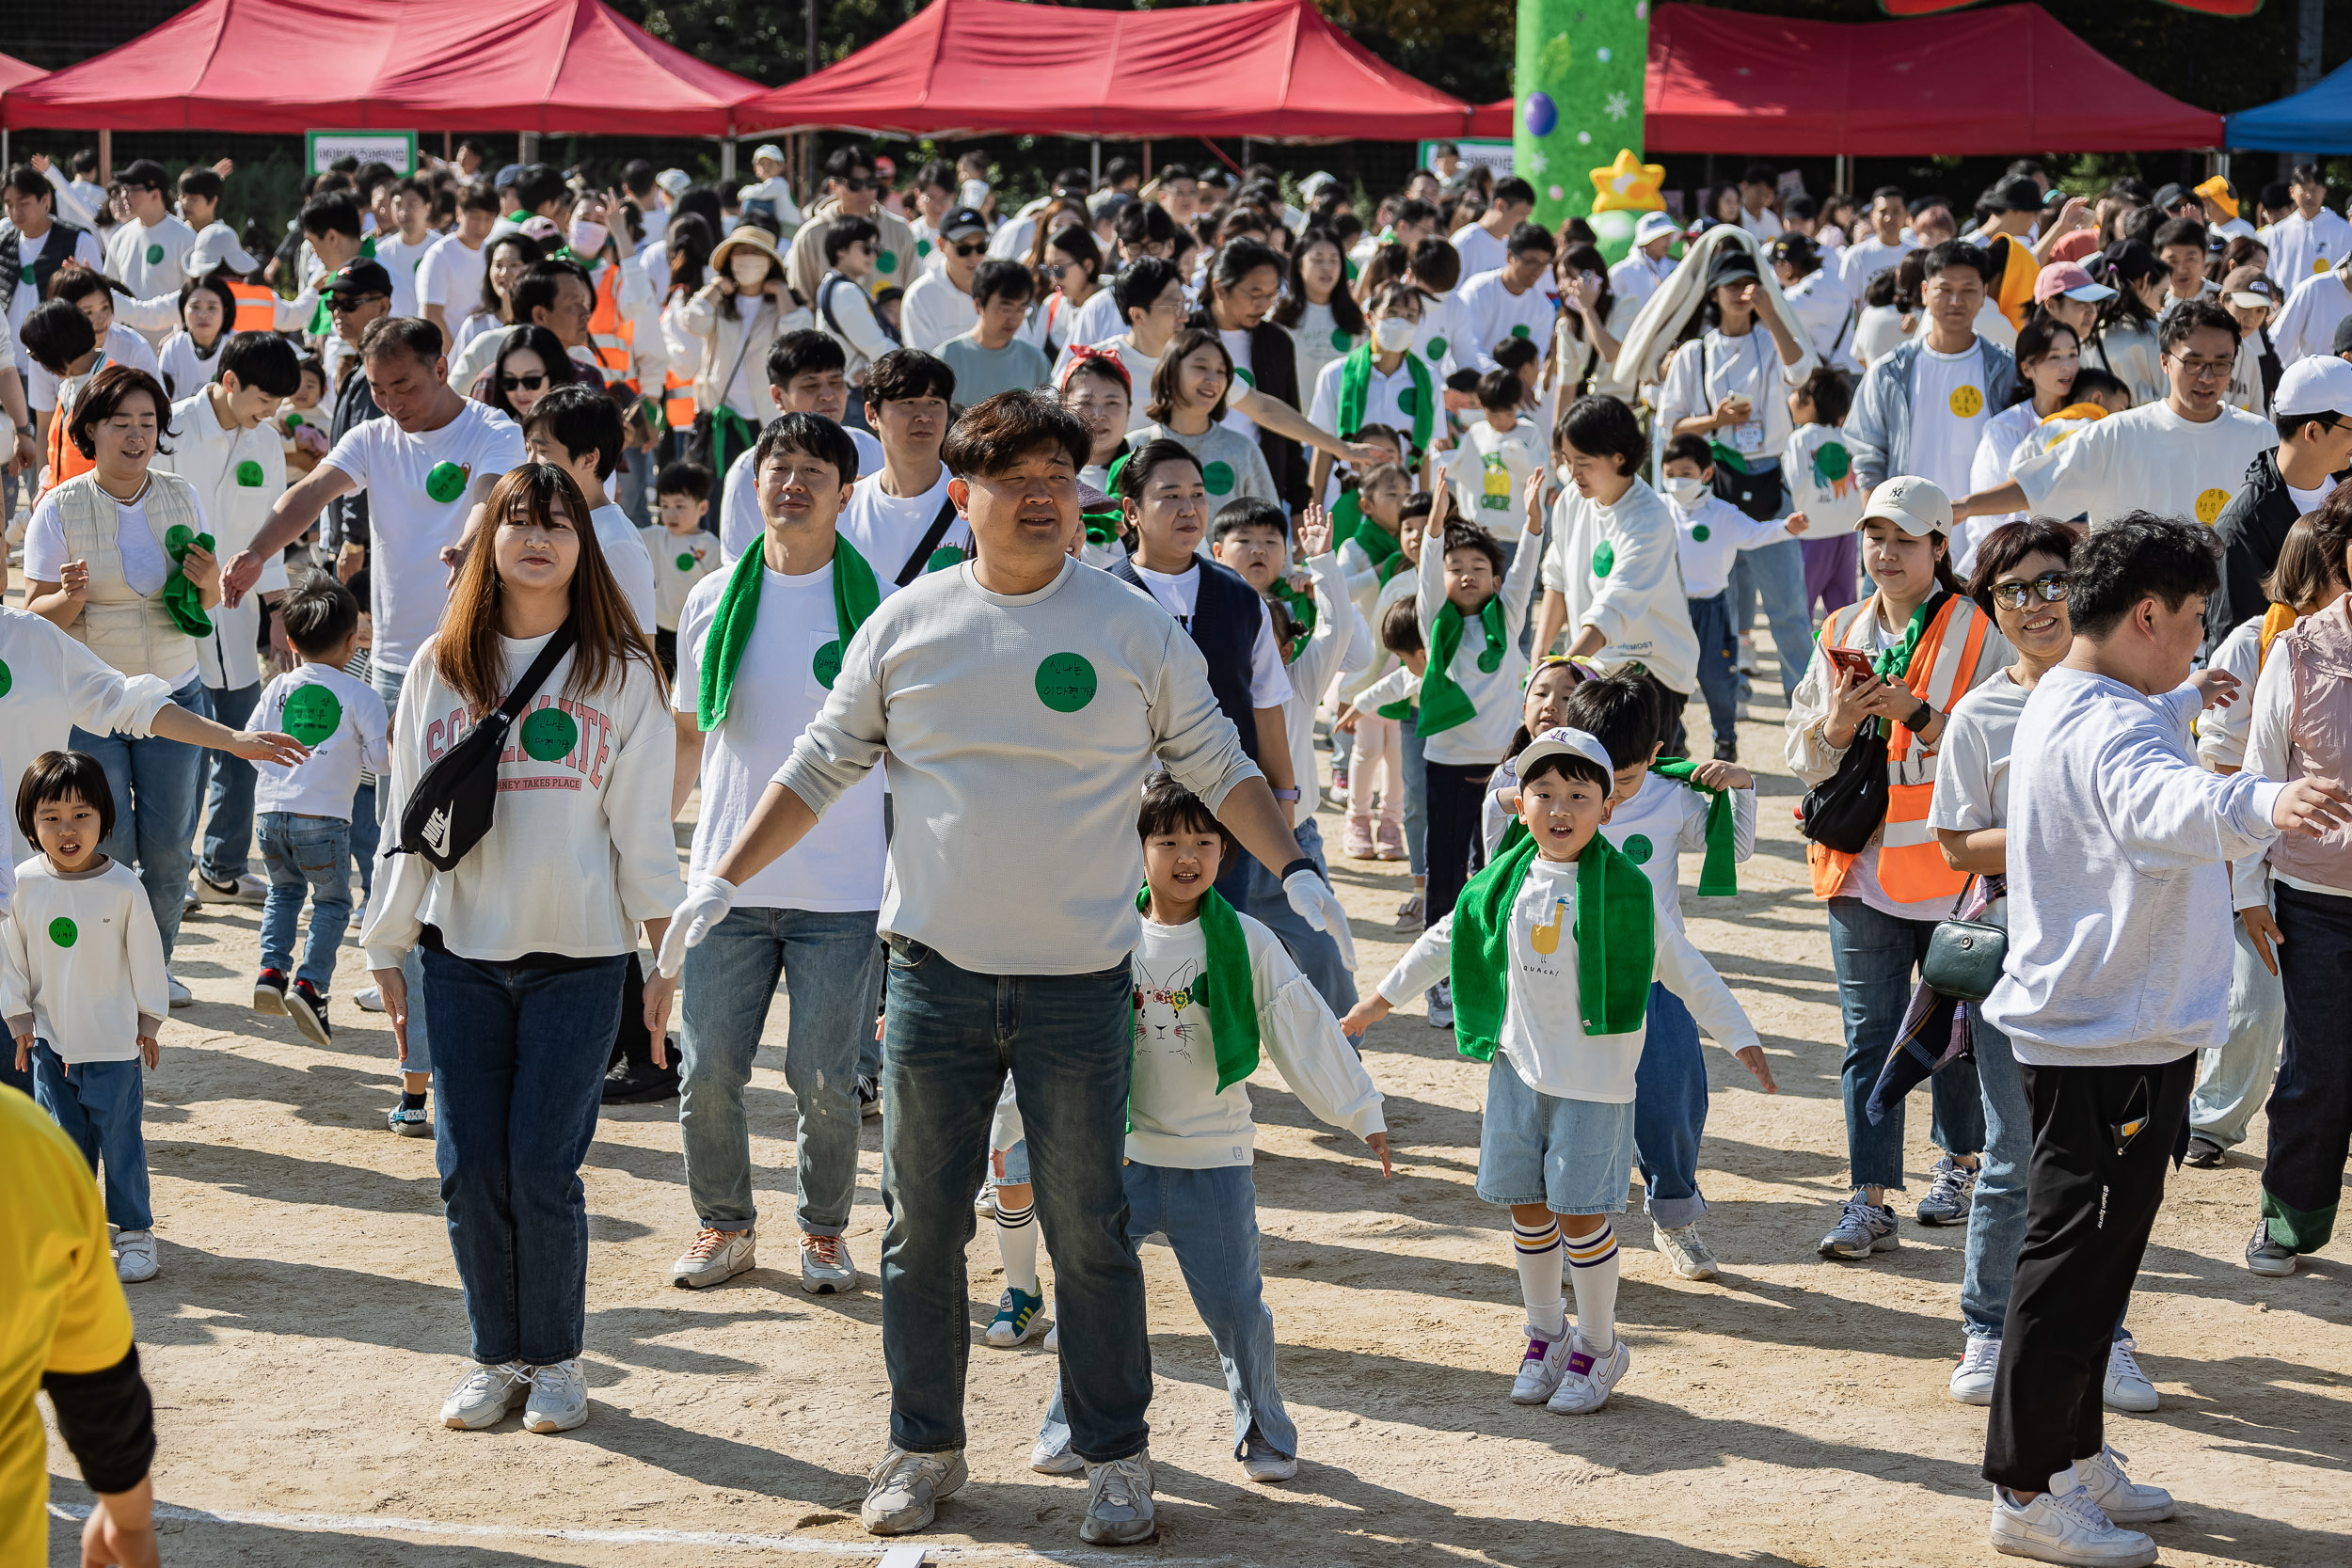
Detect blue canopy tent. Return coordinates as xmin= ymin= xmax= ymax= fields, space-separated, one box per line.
xmin=2226 ymin=59 xmax=2352 ymax=151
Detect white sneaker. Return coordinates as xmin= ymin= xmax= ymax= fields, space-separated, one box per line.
xmin=863 ymin=1447 xmax=967 ymax=1535
xmin=671 ymin=1226 xmax=756 ymax=1289
xmin=1239 ymin=1440 xmax=1298 ymax=1482
xmin=440 ymin=1361 xmax=532 ymax=1429
xmin=800 ymin=1232 xmax=858 ymax=1294
xmin=1989 ymin=1484 xmax=2155 ymax=1566
xmin=1545 ymin=1330 xmax=1630 ymax=1415
xmin=355 ymin=985 xmax=386 ymax=1013
xmin=167 ymin=975 xmax=193 ymax=1008
xmin=1655 ymin=1222 xmax=1719 ymax=1280
xmin=1043 ymin=1323 xmax=1059 ymax=1352
xmin=1030 ymin=1435 xmax=1085 ymax=1476
xmin=2076 ymin=1445 xmax=2174 ymax=1525
xmin=114 ymin=1229 xmax=158 ymax=1283
xmin=521 ymin=1358 xmax=589 ymax=1433
xmin=199 ymin=872 xmax=270 ymax=905
xmin=2102 ymin=1337 xmax=2159 ymax=1413
xmin=1079 ymin=1451 xmax=1156 ymax=1545
xmin=1950 ymin=1335 xmax=2001 ymax=1405
xmin=1510 ymin=1324 xmax=1574 ymax=1403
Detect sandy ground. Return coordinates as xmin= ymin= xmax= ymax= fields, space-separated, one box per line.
xmin=40 ymin=647 xmax=2352 ymax=1568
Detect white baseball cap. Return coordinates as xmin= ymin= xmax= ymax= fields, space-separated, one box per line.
xmin=654 ymin=167 xmax=691 ymax=198
xmin=1513 ymin=726 xmax=1616 ymax=784
xmin=753 ymin=143 xmax=787 ymax=166
xmin=186 ymin=223 xmax=260 ymax=277
xmin=1858 ymin=475 xmax=1952 ymax=537
xmin=1634 ymin=211 xmax=1679 ymax=245
xmin=2274 ymin=354 xmax=2352 ymax=420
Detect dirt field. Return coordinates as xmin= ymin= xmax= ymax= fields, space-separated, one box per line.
xmin=40 ymin=670 xmax=2352 ymax=1568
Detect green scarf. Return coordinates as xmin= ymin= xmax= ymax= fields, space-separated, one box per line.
xmin=1137 ymin=886 xmax=1261 ymax=1091
xmin=1328 ymin=487 xmax=1363 ymax=550
xmin=695 ymin=533 xmax=881 ymax=731
xmin=707 ymin=406 xmax=759 ymax=497
xmin=1417 ymin=594 xmax=1505 ymax=737
xmin=1842 ymin=591 xmax=1945 ymax=741
xmin=1268 ymin=578 xmax=1317 ymax=662
xmin=1650 ymin=758 xmax=1738 ymax=896
xmin=1451 ymin=822 xmax=1656 ymax=1062
xmin=1335 ymin=341 xmax=1433 ymax=451
xmin=161 ymin=525 xmax=215 ymax=638
xmin=1350 ymin=515 xmax=1409 ymax=585
xmin=1081 ymin=505 xmax=1123 ymax=548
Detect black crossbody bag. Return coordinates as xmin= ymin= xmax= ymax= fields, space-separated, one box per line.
xmin=394 ymin=622 xmax=579 ymax=871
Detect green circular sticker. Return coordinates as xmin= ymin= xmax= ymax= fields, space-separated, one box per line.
xmin=235 ymin=459 xmax=266 ymax=487
xmin=282 ymin=684 xmax=343 ymax=746
xmin=1395 ymin=387 xmax=1417 ymax=417
xmin=0 ymin=658 xmax=13 ymax=700
xmin=1814 ymin=440 xmax=1851 ymax=483
xmin=1035 ymin=652 xmax=1098 ymax=713
xmin=1593 ymin=541 xmax=1615 ymax=578
xmin=1623 ymin=833 xmax=1654 ymax=864
xmin=1234 ymin=367 xmax=1255 ymax=388
xmin=146 ymin=243 xmax=165 ymax=266
xmin=423 ymin=461 xmax=469 ymax=504
xmin=927 ymin=545 xmax=966 ymax=573
xmin=1511 ymin=324 xmax=1532 ymax=339
xmin=915 ymin=238 xmax=933 ymax=257
xmin=1692 ymin=524 xmax=1710 ymax=543
xmin=675 ymin=550 xmax=698 ymax=571
xmin=285 ymin=412 xmax=303 ymax=429
xmin=48 ymin=917 xmax=76 ymax=948
xmin=1424 ymin=337 xmax=1448 ymax=360
xmin=813 ymin=640 xmax=844 ymax=689
xmin=520 ymin=705 xmax=580 ymax=762
xmin=1203 ymin=460 xmax=1235 ymax=495
xmin=1328 ymin=327 xmax=1350 ymax=351
xmin=876 ymin=250 xmax=898 ymax=275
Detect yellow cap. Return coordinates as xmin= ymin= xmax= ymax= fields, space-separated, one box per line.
xmin=2194 ymin=175 xmax=2237 ymax=221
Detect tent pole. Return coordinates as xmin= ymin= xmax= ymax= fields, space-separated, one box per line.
xmin=720 ymin=138 xmax=737 ymax=183
xmin=1144 ymin=141 xmax=1152 ymax=182
xmin=1091 ymin=140 xmax=1100 ymax=188
xmin=1834 ymin=154 xmax=1849 ymax=198
xmin=98 ymin=131 xmax=112 ymax=185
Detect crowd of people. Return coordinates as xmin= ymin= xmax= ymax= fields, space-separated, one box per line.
xmin=7 ymin=134 xmax=2352 ymax=1568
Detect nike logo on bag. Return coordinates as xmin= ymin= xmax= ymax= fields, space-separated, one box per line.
xmin=423 ymin=805 xmax=452 ymax=855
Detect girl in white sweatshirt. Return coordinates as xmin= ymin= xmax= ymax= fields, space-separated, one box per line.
xmin=361 ymin=464 xmax=683 ymax=1441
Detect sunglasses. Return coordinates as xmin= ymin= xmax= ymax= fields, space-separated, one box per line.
xmin=501 ymin=372 xmax=548 ymax=391
xmin=949 ymin=240 xmax=987 ymax=258
xmin=837 ymin=177 xmax=877 ymax=193
xmin=1989 ymin=571 xmax=2071 ymax=610
xmin=325 ymin=294 xmax=386 ymax=313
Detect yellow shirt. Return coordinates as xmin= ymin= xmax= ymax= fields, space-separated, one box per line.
xmin=0 ymin=1085 xmax=135 ymax=1563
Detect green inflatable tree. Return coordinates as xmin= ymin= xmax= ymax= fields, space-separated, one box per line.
xmin=1514 ymin=0 xmax=1654 ymax=246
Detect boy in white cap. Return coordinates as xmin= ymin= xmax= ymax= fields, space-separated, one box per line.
xmin=1607 ymin=211 xmax=1681 ymax=326
xmin=738 ymin=144 xmax=803 ymax=231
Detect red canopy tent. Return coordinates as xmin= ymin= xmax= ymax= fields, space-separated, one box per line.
xmin=1469 ymin=3 xmax=2222 ymax=152
xmin=0 ymin=0 xmax=768 ymax=135
xmin=738 ymin=0 xmax=1477 ymax=143
xmin=0 ymin=53 xmax=40 ymax=96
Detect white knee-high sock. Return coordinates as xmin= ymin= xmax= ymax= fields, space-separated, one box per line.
xmin=1565 ymin=1222 xmax=1620 ymax=1351
xmin=994 ymin=1196 xmax=1040 ymax=1295
xmin=1513 ymin=1218 xmax=1565 ymax=1339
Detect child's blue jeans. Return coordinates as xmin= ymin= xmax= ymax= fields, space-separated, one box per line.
xmin=350 ymin=780 xmax=380 ymax=902
xmin=1689 ymin=591 xmax=1739 ymax=748
xmin=258 ymin=811 xmax=354 ymax=993
xmin=32 ymin=1041 xmax=151 ymax=1230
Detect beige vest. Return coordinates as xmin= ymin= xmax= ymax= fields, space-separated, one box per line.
xmin=54 ymin=470 xmax=201 ymax=686
xmin=2267 ymin=595 xmax=2352 ymax=893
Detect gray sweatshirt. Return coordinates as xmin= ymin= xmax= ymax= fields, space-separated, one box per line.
xmin=773 ymin=556 xmax=1263 ymax=974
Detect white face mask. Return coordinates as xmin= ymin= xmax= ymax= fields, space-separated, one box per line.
xmin=568 ymin=219 xmax=609 ymax=256
xmin=1374 ymin=316 xmax=1417 ymax=354
xmin=729 ymin=254 xmax=770 ymax=289
xmin=1662 ymin=475 xmax=1708 ymax=505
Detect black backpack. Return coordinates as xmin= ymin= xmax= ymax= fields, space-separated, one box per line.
xmin=394 ymin=622 xmax=579 ymax=872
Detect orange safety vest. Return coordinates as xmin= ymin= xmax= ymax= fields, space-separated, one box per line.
xmin=660 ymin=371 xmax=694 ymax=436
xmin=43 ymin=410 xmax=94 ymax=492
xmin=1807 ymin=594 xmax=1994 ymax=905
xmin=225 ymin=280 xmax=279 ymax=334
xmin=588 ymin=264 xmax=637 ymax=394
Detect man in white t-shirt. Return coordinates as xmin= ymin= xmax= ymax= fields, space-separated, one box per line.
xmin=372 ymin=177 xmax=440 ymax=322
xmin=1 ymin=165 xmax=103 ymax=378
xmin=103 ymin=161 xmax=195 ymax=323
xmin=2272 ymin=258 xmax=2352 ymax=367
xmin=831 ymin=351 xmax=967 ymax=587
xmin=2261 ymin=165 xmax=2352 ymax=287
xmin=1448 ymin=176 xmax=1535 ymax=285
xmin=715 ymin=330 xmax=885 ymax=563
xmin=1455 ymin=225 xmax=1560 ymax=374
xmin=1953 ymin=299 xmax=2279 ymax=530
xmin=516 ymin=385 xmax=660 ymax=633
xmin=1847 ymin=240 xmax=2017 ymax=526
xmin=1839 ymin=186 xmax=1919 ymax=295
xmin=667 ymin=411 xmax=890 ymax=1294
xmin=417 ymin=183 xmax=499 ymax=334
xmin=1736 ymin=165 xmax=1784 ymax=242
xmin=899 ymin=207 xmax=986 ymax=353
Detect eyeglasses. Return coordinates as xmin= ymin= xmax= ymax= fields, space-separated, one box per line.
xmin=2173 ymin=355 xmax=2233 ymax=379
xmin=501 ymin=372 xmax=548 ymax=391
xmin=1988 ymin=571 xmax=2072 ymax=610
xmin=837 ymin=178 xmax=876 ymax=193
xmin=949 ymin=241 xmax=987 ymax=258
xmin=325 ymin=294 xmax=386 ymax=313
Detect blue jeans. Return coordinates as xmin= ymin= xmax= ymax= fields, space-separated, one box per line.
xmin=2189 ymin=916 xmax=2285 ymax=1148
xmin=1729 ymin=536 xmax=1809 ymax=705
xmin=350 ymin=780 xmax=380 ymax=902
xmin=677 ymin=904 xmax=882 ymax=1236
xmin=1239 ymin=816 xmax=1356 ymax=1014
xmin=878 ymin=937 xmax=1149 ymax=1462
xmin=1634 ymin=983 xmax=1708 ymax=1228
xmin=72 ymin=671 xmax=207 ymax=960
xmin=1400 ymin=708 xmax=1427 ymax=879
xmin=421 ymin=945 xmax=627 ymax=1367
xmin=372 ymin=665 xmax=430 ymax=1075
xmin=1825 ymin=897 xmax=1984 ymax=1190
xmin=198 ymin=679 xmax=260 ymax=884
xmin=32 ymin=1041 xmax=151 ymax=1230
xmin=1039 ymin=1162 xmax=1297 ymax=1462
xmin=257 ymin=813 xmax=353 ymax=992
xmin=1688 ymin=592 xmax=1738 ymax=747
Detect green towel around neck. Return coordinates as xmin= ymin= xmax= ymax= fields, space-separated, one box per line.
xmin=1328 ymin=487 xmax=1363 ymax=550
xmin=707 ymin=405 xmax=759 ymax=496
xmin=1351 ymin=515 xmax=1410 ymax=584
xmin=1450 ymin=821 xmax=1657 ymax=1063
xmin=1137 ymin=886 xmax=1261 ymax=1091
xmin=1082 ymin=506 xmax=1123 ymax=546
xmin=1417 ymin=593 xmax=1506 ymax=737
xmin=1336 ymin=341 xmax=1434 ymax=451
xmin=1268 ymin=578 xmax=1317 ymax=662
xmin=696 ymin=533 xmax=880 ymax=731
xmin=1650 ymin=757 xmax=1738 ymax=896
xmin=161 ymin=525 xmax=215 ymax=638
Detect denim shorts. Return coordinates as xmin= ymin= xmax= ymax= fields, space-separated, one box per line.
xmin=993 ymin=1136 xmax=1031 ymax=1186
xmin=1475 ymin=1053 xmax=1637 ymax=1215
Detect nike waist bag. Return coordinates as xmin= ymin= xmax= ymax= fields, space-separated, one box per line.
xmin=395 ymin=620 xmax=579 ymax=872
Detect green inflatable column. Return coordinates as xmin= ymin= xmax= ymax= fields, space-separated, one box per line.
xmin=1514 ymin=0 xmax=1650 ymax=230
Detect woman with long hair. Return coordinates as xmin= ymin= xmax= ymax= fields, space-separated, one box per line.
xmin=453 ymin=232 xmax=542 ymax=360
xmin=475 ymin=324 xmax=577 ymax=423
xmin=1961 ymin=318 xmax=2081 ymax=560
xmin=1027 ymin=222 xmax=1103 ymax=363
xmin=1127 ymin=327 xmax=1278 ymax=503
xmin=364 ymin=462 xmax=680 ymax=1438
xmin=1273 ymin=227 xmax=1367 ymax=392
xmin=2084 ymin=241 xmax=2167 ymax=405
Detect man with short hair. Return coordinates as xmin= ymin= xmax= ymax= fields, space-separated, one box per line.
xmin=2261 ymin=164 xmax=2351 ymax=285
xmin=373 ymin=177 xmax=437 ymax=320
xmin=1455 ymin=222 xmax=1559 ymax=374
xmin=103 ymin=160 xmax=195 ymax=310
xmin=0 ymin=163 xmax=100 ymax=382
xmin=313 ymin=261 xmax=391 ymax=576
xmin=898 ymin=207 xmax=986 ymax=352
xmin=516 ymin=258 xmax=601 ymax=374
xmin=787 ymin=144 xmax=917 ymax=307
xmin=658 ymin=389 xmax=1347 ymax=1548
xmin=904 ymin=159 xmax=957 ymax=277
xmin=813 ymin=214 xmax=897 ymax=381
xmin=416 ymin=182 xmax=499 ymax=334
xmin=1153 ymin=163 xmax=1200 ymax=227
xmin=1449 ymin=176 xmax=1535 ymax=282
xmin=2154 ymin=216 xmax=2215 ymax=309
xmin=2203 ymin=355 xmax=2352 ymax=652
xmin=1737 ymin=164 xmax=1784 ymax=242
xmin=1059 ymin=200 xmax=1177 ymax=349
xmin=938 ymin=261 xmax=1050 ymax=403
xmin=1839 ymin=184 xmax=1917 ymax=293
xmin=715 ymin=331 xmax=886 ymax=562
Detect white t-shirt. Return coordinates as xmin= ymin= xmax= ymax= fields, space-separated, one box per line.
xmin=900 ymin=269 xmax=979 ymax=354
xmin=156 ymin=330 xmax=226 ymax=401
xmin=1851 ymin=304 xmax=1915 ymax=370
xmin=1906 ymin=341 xmax=1993 ymax=501
xmin=1839 ymin=234 xmax=1918 ymax=294
xmin=1442 ymin=417 xmax=1544 ymax=526
xmin=3 ymin=226 xmax=103 ymax=375
xmin=373 ymin=231 xmax=438 ymax=320
xmin=417 ymin=233 xmax=490 ymax=316
xmin=673 ymin=562 xmax=887 ymax=911
xmin=1415 ymin=289 xmax=1474 ymax=381
xmin=1131 ymin=562 xmax=1291 ymax=708
xmin=1450 ymin=222 xmax=1507 ymax=282
xmin=590 ymin=502 xmax=660 ymax=634
xmin=1283 ymin=300 xmax=1358 ymax=395
xmin=714 ymin=426 xmax=885 ymax=564
xmin=104 ymin=215 xmax=196 ymax=307
xmin=1216 ymin=326 xmax=1255 ymax=436
xmin=1927 ymin=665 xmax=2032 ymax=918
xmin=29 ymin=325 xmax=161 ymax=414
xmin=2013 ymin=400 xmax=2279 ymax=528
xmin=24 ymin=484 xmax=177 ymax=597
xmin=643 ymin=526 xmax=721 ymax=631
xmin=2273 ymin=267 xmax=2352 ymax=366
xmin=1656 ymin=326 xmax=1803 ymax=468
xmin=1739 ymin=207 xmax=1784 ymax=242
xmin=1782 ymin=423 xmax=1869 ymax=536
xmin=250 ymin=663 xmax=392 ymax=820
xmin=316 ymin=400 xmax=528 ymax=672
xmin=1456 ymin=269 xmax=1559 ymax=373
xmin=2261 ymin=207 xmax=2352 ymax=289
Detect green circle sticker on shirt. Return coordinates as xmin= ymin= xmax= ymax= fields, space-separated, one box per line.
xmin=1692 ymin=523 xmax=1710 ymax=543
xmin=927 ymin=545 xmax=966 ymax=573
xmin=1329 ymin=327 xmax=1351 ymax=351
xmin=915 ymin=238 xmax=933 ymax=257
xmin=1814 ymin=440 xmax=1851 ymax=483
xmin=675 ymin=550 xmax=698 ymax=571
xmin=235 ymin=459 xmax=266 ymax=487
xmin=876 ymin=251 xmax=898 ymax=275
xmin=520 ymin=705 xmax=579 ymax=763
xmin=1395 ymin=387 xmax=1417 ymax=417
xmin=1593 ymin=541 xmax=1616 ymax=578
xmin=1511 ymin=324 xmax=1532 ymax=338
xmin=424 ymin=461 xmax=469 ymax=504
xmin=282 ymin=685 xmax=343 ymax=747
xmin=1235 ymin=367 xmax=1255 ymax=388
xmin=1424 ymin=337 xmax=1448 ymax=360
xmin=1036 ymin=652 xmax=1099 ymax=713
xmin=0 ymin=659 xmax=13 ymax=701
xmin=48 ymin=917 xmax=76 ymax=948
xmin=1623 ymin=833 xmax=1654 ymax=864
xmin=1203 ymin=460 xmax=1235 ymax=495
xmin=813 ymin=639 xmax=844 ymax=689
xmin=286 ymin=412 xmax=304 ymax=429
xmin=146 ymin=243 xmax=165 ymax=265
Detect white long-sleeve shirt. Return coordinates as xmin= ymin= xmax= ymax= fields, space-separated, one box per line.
xmin=360 ymin=633 xmax=683 ymax=969
xmin=1126 ymin=911 xmax=1385 ymax=1167
xmin=1277 ymin=552 xmax=1368 ymax=797
xmin=1671 ymin=489 xmax=1798 ymax=600
xmin=1416 ymin=507 xmax=1544 ymax=766
xmin=2 ymin=857 xmax=167 ymax=1061
xmin=2272 ymin=265 xmax=2352 ymax=366
xmin=1540 ymin=476 xmax=1699 ymax=696
xmin=157 ymin=389 xmax=288 ymax=691
xmin=1983 ymin=665 xmax=2283 ymax=1066
xmin=0 ymin=609 xmax=177 ymax=896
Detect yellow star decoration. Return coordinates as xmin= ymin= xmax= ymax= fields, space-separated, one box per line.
xmin=1590 ymin=150 xmax=1666 ymax=214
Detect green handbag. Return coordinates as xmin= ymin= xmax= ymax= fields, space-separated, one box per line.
xmin=1922 ymin=918 xmax=2007 ymax=1004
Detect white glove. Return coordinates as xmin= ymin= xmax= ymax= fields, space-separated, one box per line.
xmin=1284 ymin=869 xmax=1358 ymax=972
xmin=657 ymin=875 xmax=737 ymax=977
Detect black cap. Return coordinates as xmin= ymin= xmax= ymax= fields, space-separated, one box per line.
xmin=1707 ymin=248 xmax=1761 ymax=289
xmin=2332 ymin=312 xmax=2352 ymax=358
xmin=941 ymin=205 xmax=988 ymax=240
xmin=323 ymin=258 xmax=394 ymax=298
xmin=2152 ymin=182 xmax=2194 ymax=214
xmin=118 ymin=158 xmax=169 ymax=192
